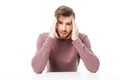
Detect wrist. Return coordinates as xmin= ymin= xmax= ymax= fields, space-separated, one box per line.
xmin=72 ymin=37 xmax=78 ymax=41
xmin=49 ymin=34 xmax=55 ymax=38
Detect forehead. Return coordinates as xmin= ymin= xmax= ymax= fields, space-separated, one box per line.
xmin=58 ymin=15 xmax=73 ymax=23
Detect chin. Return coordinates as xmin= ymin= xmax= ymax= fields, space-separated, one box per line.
xmin=57 ymin=32 xmax=71 ymax=40
xmin=60 ymin=35 xmax=71 ymax=40
xmin=61 ymin=37 xmax=67 ymax=40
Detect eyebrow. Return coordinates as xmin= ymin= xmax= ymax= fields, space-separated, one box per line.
xmin=58 ymin=20 xmax=72 ymax=24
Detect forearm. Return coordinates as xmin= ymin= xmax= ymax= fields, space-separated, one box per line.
xmin=31 ymin=37 xmax=53 ymax=74
xmin=72 ymin=39 xmax=100 ymax=73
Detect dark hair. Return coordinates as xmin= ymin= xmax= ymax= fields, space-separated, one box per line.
xmin=55 ymin=5 xmax=75 ymax=19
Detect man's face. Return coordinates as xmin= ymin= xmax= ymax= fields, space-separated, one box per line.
xmin=56 ymin=15 xmax=73 ymax=40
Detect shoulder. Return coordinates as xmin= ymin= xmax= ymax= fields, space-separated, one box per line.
xmin=39 ymin=32 xmax=49 ymax=37
xmin=38 ymin=32 xmax=49 ymax=40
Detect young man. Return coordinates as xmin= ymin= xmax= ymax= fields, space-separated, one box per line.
xmin=31 ymin=5 xmax=100 ymax=74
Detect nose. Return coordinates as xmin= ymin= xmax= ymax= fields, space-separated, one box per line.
xmin=61 ymin=24 xmax=66 ymax=31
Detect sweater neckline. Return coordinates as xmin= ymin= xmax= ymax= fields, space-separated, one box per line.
xmin=55 ymin=37 xmax=72 ymax=43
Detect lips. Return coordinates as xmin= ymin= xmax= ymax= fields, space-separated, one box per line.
xmin=61 ymin=33 xmax=66 ymax=34
xmin=60 ymin=31 xmax=67 ymax=34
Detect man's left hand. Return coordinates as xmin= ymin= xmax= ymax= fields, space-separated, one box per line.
xmin=71 ymin=19 xmax=79 ymax=40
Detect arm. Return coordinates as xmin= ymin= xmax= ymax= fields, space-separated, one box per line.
xmin=31 ymin=19 xmax=57 ymax=74
xmin=72 ymin=35 xmax=100 ymax=73
xmin=71 ymin=19 xmax=100 ymax=73
xmin=31 ymin=34 xmax=54 ymax=74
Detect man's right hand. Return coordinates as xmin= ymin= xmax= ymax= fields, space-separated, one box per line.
xmin=49 ymin=19 xmax=57 ymax=38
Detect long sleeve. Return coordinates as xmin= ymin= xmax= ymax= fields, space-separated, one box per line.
xmin=31 ymin=34 xmax=54 ymax=74
xmin=72 ymin=35 xmax=100 ymax=73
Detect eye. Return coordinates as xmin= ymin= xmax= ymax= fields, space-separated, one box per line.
xmin=58 ymin=21 xmax=62 ymax=24
xmin=66 ymin=23 xmax=71 ymax=25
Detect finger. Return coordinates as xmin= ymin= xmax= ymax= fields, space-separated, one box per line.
xmin=54 ymin=18 xmax=57 ymax=24
xmin=72 ymin=19 xmax=78 ymax=30
xmin=50 ymin=19 xmax=57 ymax=29
xmin=53 ymin=18 xmax=57 ymax=27
xmin=72 ymin=18 xmax=75 ymax=26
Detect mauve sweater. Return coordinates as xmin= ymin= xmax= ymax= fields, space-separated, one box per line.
xmin=31 ymin=33 xmax=100 ymax=74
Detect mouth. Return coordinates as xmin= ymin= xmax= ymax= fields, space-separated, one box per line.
xmin=60 ymin=31 xmax=67 ymax=34
xmin=61 ymin=33 xmax=66 ymax=34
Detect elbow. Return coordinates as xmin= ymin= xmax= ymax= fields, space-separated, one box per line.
xmin=89 ymin=59 xmax=100 ymax=73
xmin=31 ymin=60 xmax=42 ymax=74
xmin=89 ymin=66 xmax=99 ymax=73
xmin=33 ymin=69 xmax=42 ymax=74
xmin=32 ymin=67 xmax=42 ymax=74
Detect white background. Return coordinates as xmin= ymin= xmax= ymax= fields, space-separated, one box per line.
xmin=0 ymin=0 xmax=120 ymax=80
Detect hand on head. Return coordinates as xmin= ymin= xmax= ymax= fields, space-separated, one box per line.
xmin=71 ymin=18 xmax=79 ymax=40
xmin=49 ymin=18 xmax=79 ymax=41
xmin=49 ymin=19 xmax=57 ymax=38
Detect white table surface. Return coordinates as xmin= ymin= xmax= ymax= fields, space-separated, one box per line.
xmin=33 ymin=72 xmax=119 ymax=80
xmin=33 ymin=72 xmax=99 ymax=80
xmin=1 ymin=70 xmax=119 ymax=80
